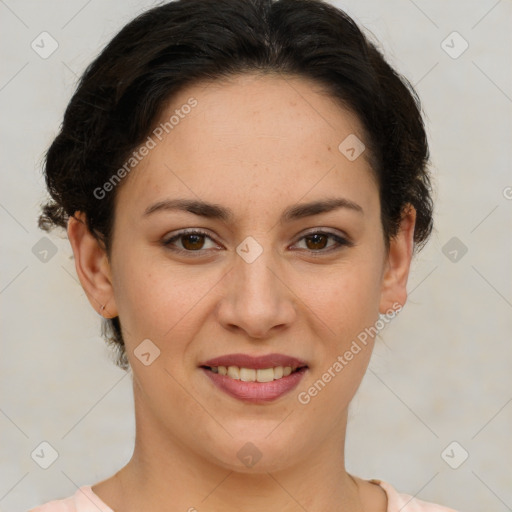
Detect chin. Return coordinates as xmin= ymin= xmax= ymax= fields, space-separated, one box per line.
xmin=214 ymin=452 xmax=295 ymax=474
xmin=204 ymin=433 xmax=307 ymax=474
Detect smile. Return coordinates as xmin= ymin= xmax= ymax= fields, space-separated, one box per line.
xmin=201 ymin=366 xmax=308 ymax=403
xmin=204 ymin=365 xmax=304 ymax=382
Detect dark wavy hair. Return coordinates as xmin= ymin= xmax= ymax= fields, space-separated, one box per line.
xmin=38 ymin=0 xmax=434 ymax=371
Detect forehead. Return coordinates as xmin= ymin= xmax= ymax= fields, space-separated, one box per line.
xmin=115 ymin=73 xmax=378 ymax=217
xmin=156 ymin=72 xmax=369 ymax=159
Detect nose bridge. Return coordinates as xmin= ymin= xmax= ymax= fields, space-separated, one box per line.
xmin=235 ymin=235 xmax=282 ymax=304
xmin=218 ymin=234 xmax=296 ymax=337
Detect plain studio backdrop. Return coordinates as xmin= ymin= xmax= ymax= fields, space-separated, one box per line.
xmin=1 ymin=1 xmax=511 ymax=510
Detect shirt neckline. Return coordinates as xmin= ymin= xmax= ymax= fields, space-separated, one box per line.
xmin=81 ymin=479 xmax=395 ymax=512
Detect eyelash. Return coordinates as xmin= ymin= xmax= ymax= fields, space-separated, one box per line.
xmin=161 ymin=229 xmax=353 ymax=257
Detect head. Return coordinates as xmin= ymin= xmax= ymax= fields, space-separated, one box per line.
xmin=39 ymin=0 xmax=433 ymax=473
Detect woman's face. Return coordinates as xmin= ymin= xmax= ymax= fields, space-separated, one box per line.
xmin=72 ymin=73 xmax=414 ymax=473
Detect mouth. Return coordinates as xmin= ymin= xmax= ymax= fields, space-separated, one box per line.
xmin=200 ymin=364 xmax=307 ymax=382
xmin=199 ymin=353 xmax=309 ymax=403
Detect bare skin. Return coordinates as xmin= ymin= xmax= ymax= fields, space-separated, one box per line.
xmin=68 ymin=72 xmax=415 ymax=511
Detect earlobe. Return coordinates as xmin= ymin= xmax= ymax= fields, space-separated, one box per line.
xmin=378 ymin=205 xmax=416 ymax=315
xmin=67 ymin=211 xmax=118 ymax=319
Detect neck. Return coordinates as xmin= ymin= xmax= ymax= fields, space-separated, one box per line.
xmin=100 ymin=381 xmax=364 ymax=512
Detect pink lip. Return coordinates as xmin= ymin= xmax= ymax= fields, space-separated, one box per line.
xmin=201 ymin=367 xmax=307 ymax=403
xmin=200 ymin=352 xmax=308 ymax=370
xmin=199 ymin=352 xmax=309 ymax=404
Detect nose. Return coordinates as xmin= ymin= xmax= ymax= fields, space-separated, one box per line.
xmin=216 ymin=242 xmax=297 ymax=339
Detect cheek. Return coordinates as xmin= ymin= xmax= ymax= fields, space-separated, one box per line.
xmin=302 ymin=260 xmax=383 ymax=348
xmin=110 ymin=248 xmax=171 ymax=341
xmin=294 ymin=265 xmax=381 ymax=417
xmin=111 ymin=250 xmax=217 ymax=351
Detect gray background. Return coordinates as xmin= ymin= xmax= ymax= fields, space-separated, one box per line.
xmin=1 ymin=1 xmax=511 ymax=510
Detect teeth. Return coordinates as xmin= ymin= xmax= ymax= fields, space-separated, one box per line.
xmin=227 ymin=366 xmax=240 ymax=380
xmin=240 ymin=368 xmax=256 ymax=381
xmin=210 ymin=365 xmax=299 ymax=382
xmin=256 ymin=368 xmax=274 ymax=383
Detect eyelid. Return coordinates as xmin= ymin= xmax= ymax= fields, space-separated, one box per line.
xmin=161 ymin=228 xmax=353 ymax=255
xmin=289 ymin=229 xmax=353 ymax=253
xmin=293 ymin=227 xmax=351 ymax=243
xmin=162 ymin=228 xmax=222 ymax=250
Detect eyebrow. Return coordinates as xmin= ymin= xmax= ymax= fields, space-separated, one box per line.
xmin=143 ymin=197 xmax=364 ymax=223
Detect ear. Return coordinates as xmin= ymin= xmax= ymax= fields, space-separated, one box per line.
xmin=67 ymin=211 xmax=118 ymax=318
xmin=378 ymin=204 xmax=416 ymax=314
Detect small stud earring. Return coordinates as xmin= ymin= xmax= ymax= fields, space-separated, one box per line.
xmin=100 ymin=304 xmax=105 ymax=317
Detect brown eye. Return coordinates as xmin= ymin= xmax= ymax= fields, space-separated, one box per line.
xmin=162 ymin=229 xmax=351 ymax=257
xmin=294 ymin=231 xmax=352 ymax=254
xmin=304 ymin=233 xmax=329 ymax=251
xmin=162 ymin=229 xmax=218 ymax=255
xmin=181 ymin=233 xmax=206 ymax=250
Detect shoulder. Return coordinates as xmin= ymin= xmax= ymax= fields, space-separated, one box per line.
xmin=28 ymin=485 xmax=114 ymax=512
xmin=370 ymin=479 xmax=460 ymax=512
xmin=28 ymin=495 xmax=76 ymax=512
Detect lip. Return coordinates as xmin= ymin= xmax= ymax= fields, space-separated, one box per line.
xmin=200 ymin=352 xmax=308 ymax=370
xmin=201 ymin=367 xmax=307 ymax=403
xmin=199 ymin=352 xmax=309 ymax=404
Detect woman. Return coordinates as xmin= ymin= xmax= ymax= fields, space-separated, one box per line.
xmin=30 ymin=0 xmax=458 ymax=510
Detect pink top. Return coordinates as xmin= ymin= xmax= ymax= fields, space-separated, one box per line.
xmin=28 ymin=479 xmax=459 ymax=511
